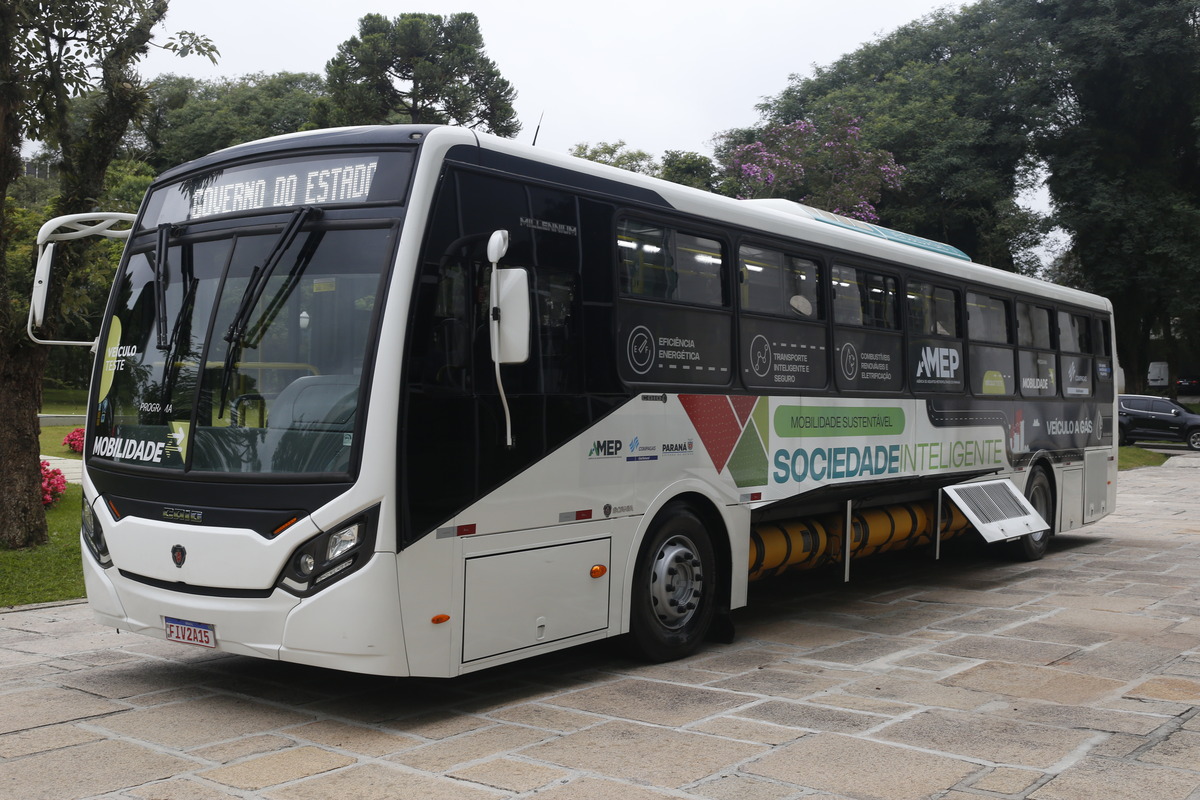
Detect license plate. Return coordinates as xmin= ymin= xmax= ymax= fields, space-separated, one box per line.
xmin=164 ymin=617 xmax=217 ymax=648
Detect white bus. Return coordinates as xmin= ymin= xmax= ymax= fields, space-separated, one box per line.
xmin=29 ymin=125 xmax=1117 ymax=676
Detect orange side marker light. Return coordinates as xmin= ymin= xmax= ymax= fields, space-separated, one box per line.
xmin=590 ymin=565 xmax=607 ymax=579
xmin=431 ymin=614 xmax=450 ymax=625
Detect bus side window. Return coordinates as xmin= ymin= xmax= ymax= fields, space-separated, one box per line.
xmin=907 ymin=282 xmax=960 ymax=337
xmin=740 ymin=245 xmax=822 ymax=319
xmin=966 ymin=292 xmax=1015 ymax=396
xmin=833 ymin=265 xmax=898 ymax=329
xmin=1058 ymin=310 xmax=1093 ymax=398
xmin=619 ymin=221 xmax=724 ymax=308
xmin=907 ymin=282 xmax=964 ymax=394
xmin=831 ymin=265 xmax=863 ymax=325
xmin=1017 ymin=301 xmax=1056 ymax=397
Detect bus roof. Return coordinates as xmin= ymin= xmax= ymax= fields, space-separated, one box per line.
xmin=154 ymin=124 xmax=1110 ymax=314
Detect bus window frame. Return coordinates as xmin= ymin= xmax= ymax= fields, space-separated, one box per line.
xmin=735 ymin=237 xmax=831 ymax=394
xmin=906 ymin=276 xmax=966 ymax=396
xmin=614 ymin=213 xmax=735 ymax=390
xmin=966 ymin=290 xmax=1016 ymax=398
xmin=829 ymin=258 xmax=905 ymax=394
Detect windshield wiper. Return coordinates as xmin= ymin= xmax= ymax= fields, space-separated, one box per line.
xmin=154 ymin=224 xmax=172 ymax=350
xmin=224 ymin=206 xmax=318 ymax=348
xmin=218 ymin=206 xmax=320 ymax=417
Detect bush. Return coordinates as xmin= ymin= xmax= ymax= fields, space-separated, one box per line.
xmin=62 ymin=427 xmax=85 ymax=453
xmin=41 ymin=461 xmax=67 ymax=507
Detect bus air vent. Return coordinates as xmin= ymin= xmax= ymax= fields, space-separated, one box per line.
xmin=941 ymin=479 xmax=1049 ymax=543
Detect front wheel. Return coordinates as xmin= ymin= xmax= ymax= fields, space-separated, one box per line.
xmin=1012 ymin=468 xmax=1053 ymax=561
xmin=628 ymin=504 xmax=717 ymax=662
xmin=1187 ymin=429 xmax=1200 ymax=451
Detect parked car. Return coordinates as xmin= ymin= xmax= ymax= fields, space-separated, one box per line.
xmin=1118 ymin=394 xmax=1200 ymax=450
xmin=1177 ymin=375 xmax=1200 ymax=394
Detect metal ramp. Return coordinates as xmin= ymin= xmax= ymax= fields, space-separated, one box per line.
xmin=941 ymin=479 xmax=1049 ymax=543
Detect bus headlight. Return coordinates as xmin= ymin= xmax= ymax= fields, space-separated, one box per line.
xmin=278 ymin=507 xmax=378 ymax=597
xmin=327 ymin=524 xmax=361 ymax=561
xmin=81 ymin=498 xmax=112 ymax=568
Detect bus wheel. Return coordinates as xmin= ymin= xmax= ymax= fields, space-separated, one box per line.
xmin=629 ymin=504 xmax=716 ymax=662
xmin=1013 ymin=468 xmax=1053 ymax=561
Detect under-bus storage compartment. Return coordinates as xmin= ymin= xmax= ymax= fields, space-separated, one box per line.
xmin=1084 ymin=449 xmax=1112 ymax=522
xmin=462 ymin=538 xmax=611 ymax=663
xmin=1059 ymin=467 xmax=1084 ymax=532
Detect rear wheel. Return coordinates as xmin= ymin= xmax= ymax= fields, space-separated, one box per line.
xmin=628 ymin=504 xmax=717 ymax=662
xmin=1187 ymin=429 xmax=1200 ymax=451
xmin=1118 ymin=425 xmax=1132 ymax=447
xmin=1013 ymin=468 xmax=1053 ymax=561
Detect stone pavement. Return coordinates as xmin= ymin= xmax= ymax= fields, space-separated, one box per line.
xmin=3 ymin=459 xmax=1200 ymax=800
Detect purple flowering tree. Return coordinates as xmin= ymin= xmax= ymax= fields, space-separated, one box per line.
xmin=728 ymin=111 xmax=904 ymax=223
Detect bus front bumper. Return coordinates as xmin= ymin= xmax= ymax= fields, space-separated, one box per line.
xmin=81 ymin=539 xmax=411 ymax=676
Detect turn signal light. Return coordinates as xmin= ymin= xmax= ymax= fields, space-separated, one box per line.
xmin=590 ymin=565 xmax=607 ymax=579
xmin=431 ymin=614 xmax=450 ymax=624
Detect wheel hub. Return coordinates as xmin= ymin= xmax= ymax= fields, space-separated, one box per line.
xmin=649 ymin=534 xmax=704 ymax=629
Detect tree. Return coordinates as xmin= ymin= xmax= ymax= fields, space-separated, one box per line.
xmin=572 ymin=141 xmax=719 ymax=192
xmin=321 ymin=12 xmax=520 ymax=137
xmin=1029 ymin=0 xmax=1200 ymax=387
xmin=722 ymin=112 xmax=904 ymax=222
xmin=748 ymin=1 xmax=1055 ymax=269
xmin=134 ymin=72 xmax=326 ymax=170
xmin=660 ymin=150 xmax=718 ymax=192
xmin=0 ymin=1 xmax=214 ymax=549
xmin=570 ymin=140 xmax=658 ymax=175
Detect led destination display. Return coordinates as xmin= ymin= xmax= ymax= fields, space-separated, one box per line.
xmin=141 ymin=151 xmax=413 ymax=227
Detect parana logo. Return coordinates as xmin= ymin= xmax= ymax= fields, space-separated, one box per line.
xmin=661 ymin=440 xmax=695 ymax=455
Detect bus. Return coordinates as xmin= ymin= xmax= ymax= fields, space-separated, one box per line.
xmin=28 ymin=125 xmax=1117 ymax=677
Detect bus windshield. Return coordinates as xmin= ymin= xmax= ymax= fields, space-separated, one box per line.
xmin=91 ymin=220 xmax=396 ymax=476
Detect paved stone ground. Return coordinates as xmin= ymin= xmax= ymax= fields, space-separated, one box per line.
xmin=3 ymin=458 xmax=1200 ymax=800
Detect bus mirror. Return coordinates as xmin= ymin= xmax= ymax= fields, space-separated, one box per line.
xmin=27 ymin=212 xmax=135 ymax=347
xmin=30 ymin=242 xmax=55 ymax=328
xmin=492 ymin=267 xmax=530 ymax=364
xmin=486 ymin=229 xmax=510 ymax=265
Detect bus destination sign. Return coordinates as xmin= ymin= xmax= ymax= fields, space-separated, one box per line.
xmin=187 ymin=156 xmax=380 ymax=219
xmin=141 ymin=150 xmax=413 ymax=228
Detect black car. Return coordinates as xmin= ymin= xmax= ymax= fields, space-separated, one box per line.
xmin=1177 ymin=376 xmax=1200 ymax=394
xmin=1118 ymin=394 xmax=1200 ymax=450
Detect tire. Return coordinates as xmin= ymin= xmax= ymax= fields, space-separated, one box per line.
xmin=1013 ymin=468 xmax=1053 ymax=561
xmin=1187 ymin=429 xmax=1200 ymax=451
xmin=1118 ymin=425 xmax=1132 ymax=447
xmin=628 ymin=504 xmax=717 ymax=662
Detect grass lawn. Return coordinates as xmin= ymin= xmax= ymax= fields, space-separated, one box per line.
xmin=0 ymin=484 xmax=85 ymax=607
xmin=1118 ymin=445 xmax=1169 ymax=470
xmin=39 ymin=425 xmax=84 ymax=459
xmin=41 ymin=388 xmax=89 ymax=415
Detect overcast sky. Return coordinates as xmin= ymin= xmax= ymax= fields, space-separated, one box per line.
xmin=136 ymin=0 xmax=966 ymax=158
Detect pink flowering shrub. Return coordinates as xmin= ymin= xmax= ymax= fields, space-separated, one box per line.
xmin=62 ymin=427 xmax=85 ymax=453
xmin=41 ymin=461 xmax=67 ymax=507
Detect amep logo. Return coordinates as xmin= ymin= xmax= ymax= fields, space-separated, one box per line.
xmin=588 ymin=439 xmax=623 ymax=458
xmin=916 ymin=346 xmax=961 ymax=379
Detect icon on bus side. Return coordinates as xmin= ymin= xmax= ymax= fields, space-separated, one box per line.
xmin=627 ymin=325 xmax=654 ymax=375
xmin=839 ymin=342 xmax=859 ymax=381
xmin=750 ymin=335 xmax=772 ymax=378
xmin=171 ymin=544 xmax=187 ymax=568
